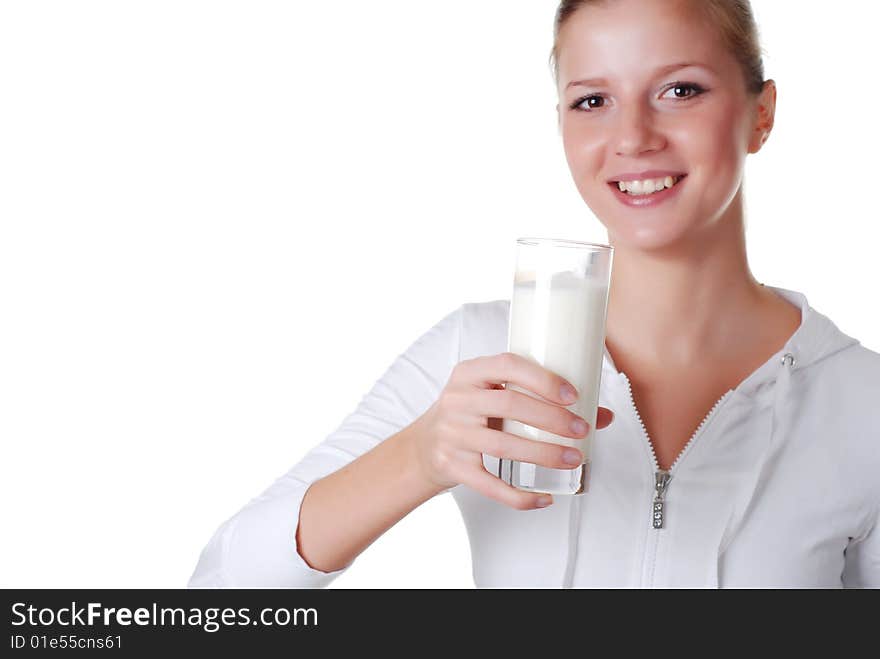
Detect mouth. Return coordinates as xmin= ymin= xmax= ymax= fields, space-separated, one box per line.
xmin=606 ymin=174 xmax=688 ymax=208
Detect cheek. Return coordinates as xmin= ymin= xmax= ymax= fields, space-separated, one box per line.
xmin=671 ymin=107 xmax=749 ymax=183
xmin=561 ymin=124 xmax=620 ymax=224
xmin=562 ymin=120 xmax=602 ymax=163
xmin=561 ymin=123 xmax=605 ymax=187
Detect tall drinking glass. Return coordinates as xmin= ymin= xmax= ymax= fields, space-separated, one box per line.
xmin=497 ymin=238 xmax=613 ymax=496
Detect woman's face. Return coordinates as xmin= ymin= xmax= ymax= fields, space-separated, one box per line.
xmin=556 ymin=0 xmax=774 ymax=250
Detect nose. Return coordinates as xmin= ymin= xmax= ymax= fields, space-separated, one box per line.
xmin=612 ymin=103 xmax=666 ymax=157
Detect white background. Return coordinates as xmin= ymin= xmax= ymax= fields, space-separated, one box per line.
xmin=1 ymin=1 xmax=877 ymax=588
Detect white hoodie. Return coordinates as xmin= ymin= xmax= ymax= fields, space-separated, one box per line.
xmin=187 ymin=286 xmax=880 ymax=588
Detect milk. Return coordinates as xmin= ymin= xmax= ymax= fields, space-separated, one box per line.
xmin=500 ymin=271 xmax=610 ymax=495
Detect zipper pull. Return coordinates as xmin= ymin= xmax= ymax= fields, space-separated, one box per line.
xmin=652 ymin=470 xmax=672 ymax=529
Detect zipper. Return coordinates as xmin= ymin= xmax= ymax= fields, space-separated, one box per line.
xmin=621 ymin=372 xmax=733 ymax=530
xmin=652 ymin=471 xmax=672 ymax=529
xmin=621 ymin=372 xmax=733 ymax=588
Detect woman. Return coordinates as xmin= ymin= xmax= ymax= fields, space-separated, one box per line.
xmin=189 ymin=0 xmax=880 ymax=588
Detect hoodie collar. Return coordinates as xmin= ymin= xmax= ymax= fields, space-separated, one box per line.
xmin=601 ymin=284 xmax=860 ymax=396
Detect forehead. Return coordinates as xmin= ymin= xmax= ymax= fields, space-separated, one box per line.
xmin=556 ymin=0 xmax=738 ymax=85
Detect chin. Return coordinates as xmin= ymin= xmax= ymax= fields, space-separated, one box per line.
xmin=587 ymin=202 xmax=697 ymax=252
xmin=607 ymin=224 xmax=697 ymax=253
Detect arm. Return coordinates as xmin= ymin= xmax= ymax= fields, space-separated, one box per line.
xmin=296 ymin=421 xmax=446 ymax=573
xmin=187 ymin=305 xmax=462 ymax=588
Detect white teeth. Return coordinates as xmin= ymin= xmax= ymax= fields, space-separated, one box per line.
xmin=617 ymin=176 xmax=681 ymax=195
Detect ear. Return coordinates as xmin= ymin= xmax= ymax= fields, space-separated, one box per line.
xmin=748 ymin=79 xmax=776 ymax=154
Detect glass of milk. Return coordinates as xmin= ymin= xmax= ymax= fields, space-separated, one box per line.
xmin=497 ymin=238 xmax=613 ymax=496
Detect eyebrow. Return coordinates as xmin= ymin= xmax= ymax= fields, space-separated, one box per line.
xmin=564 ymin=62 xmax=715 ymax=91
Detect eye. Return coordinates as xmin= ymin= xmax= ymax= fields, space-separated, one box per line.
xmin=660 ymin=82 xmax=707 ymax=100
xmin=569 ymin=94 xmax=606 ymax=112
xmin=569 ymin=83 xmax=707 ymax=112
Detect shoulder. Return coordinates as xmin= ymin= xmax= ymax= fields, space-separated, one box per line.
xmin=813 ymin=343 xmax=880 ymax=405
xmin=809 ymin=343 xmax=880 ymax=477
xmin=776 ymin=340 xmax=880 ymax=514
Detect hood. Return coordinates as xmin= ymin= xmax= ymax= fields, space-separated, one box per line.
xmin=562 ymin=284 xmax=861 ymax=588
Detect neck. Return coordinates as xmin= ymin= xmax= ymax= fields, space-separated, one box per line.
xmin=604 ymin=189 xmax=767 ymax=369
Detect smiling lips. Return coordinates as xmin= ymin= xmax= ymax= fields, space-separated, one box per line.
xmin=606 ymin=172 xmax=688 ymax=207
xmin=616 ymin=175 xmax=684 ymax=195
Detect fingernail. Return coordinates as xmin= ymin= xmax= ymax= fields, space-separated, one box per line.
xmin=560 ymin=383 xmax=578 ymax=403
xmin=563 ymin=449 xmax=582 ymax=465
xmin=570 ymin=418 xmax=588 ymax=436
xmin=536 ymin=496 xmax=553 ymax=508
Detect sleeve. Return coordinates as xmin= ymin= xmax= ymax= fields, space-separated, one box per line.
xmin=842 ymin=505 xmax=880 ymax=588
xmin=186 ymin=304 xmax=463 ymax=588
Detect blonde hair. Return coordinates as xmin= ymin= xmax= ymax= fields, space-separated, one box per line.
xmin=550 ymin=0 xmax=766 ymax=94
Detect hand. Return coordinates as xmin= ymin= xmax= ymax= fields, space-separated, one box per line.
xmin=410 ymin=352 xmax=614 ymax=510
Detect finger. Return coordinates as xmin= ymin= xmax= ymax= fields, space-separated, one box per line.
xmin=471 ymin=387 xmax=589 ymax=441
xmin=468 ymin=426 xmax=583 ymax=470
xmin=462 ymin=464 xmax=554 ymax=511
xmin=596 ymin=406 xmax=615 ymax=429
xmin=459 ymin=352 xmax=579 ymax=407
